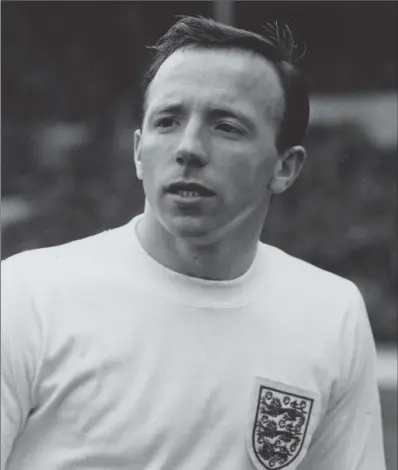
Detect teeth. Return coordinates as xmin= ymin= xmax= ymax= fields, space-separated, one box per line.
xmin=178 ymin=190 xmax=200 ymax=197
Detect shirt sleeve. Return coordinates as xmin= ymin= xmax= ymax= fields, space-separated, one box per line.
xmin=1 ymin=256 xmax=42 ymax=470
xmin=298 ymin=283 xmax=386 ymax=470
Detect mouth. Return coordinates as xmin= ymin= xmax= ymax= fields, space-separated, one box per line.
xmin=165 ymin=181 xmax=215 ymax=198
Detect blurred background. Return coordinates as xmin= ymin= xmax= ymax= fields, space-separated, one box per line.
xmin=1 ymin=1 xmax=397 ymax=467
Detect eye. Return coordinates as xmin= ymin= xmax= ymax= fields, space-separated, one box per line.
xmin=215 ymin=121 xmax=243 ymax=135
xmin=155 ymin=117 xmax=179 ymax=129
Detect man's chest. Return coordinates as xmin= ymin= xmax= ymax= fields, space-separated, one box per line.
xmin=31 ymin=295 xmax=333 ymax=469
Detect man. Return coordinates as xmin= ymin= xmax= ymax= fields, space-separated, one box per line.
xmin=1 ymin=16 xmax=386 ymax=470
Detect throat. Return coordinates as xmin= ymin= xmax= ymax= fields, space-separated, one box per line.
xmin=136 ymin=214 xmax=257 ymax=281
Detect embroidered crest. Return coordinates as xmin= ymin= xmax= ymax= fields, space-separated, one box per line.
xmin=250 ymin=384 xmax=314 ymax=469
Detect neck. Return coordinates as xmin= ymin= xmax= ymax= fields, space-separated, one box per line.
xmin=136 ymin=207 xmax=265 ymax=281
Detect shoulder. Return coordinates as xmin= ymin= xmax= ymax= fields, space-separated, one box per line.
xmin=259 ymin=242 xmax=358 ymax=296
xmin=257 ymin=243 xmax=364 ymax=326
xmin=1 ymin=223 xmax=132 ymax=294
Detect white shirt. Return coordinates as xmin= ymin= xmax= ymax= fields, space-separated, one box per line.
xmin=1 ymin=215 xmax=386 ymax=470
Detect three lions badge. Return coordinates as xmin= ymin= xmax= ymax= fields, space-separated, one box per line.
xmin=247 ymin=378 xmax=320 ymax=470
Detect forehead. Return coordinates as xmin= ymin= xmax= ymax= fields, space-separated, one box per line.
xmin=145 ymin=48 xmax=284 ymax=122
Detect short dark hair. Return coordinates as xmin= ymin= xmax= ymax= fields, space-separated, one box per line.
xmin=142 ymin=16 xmax=309 ymax=152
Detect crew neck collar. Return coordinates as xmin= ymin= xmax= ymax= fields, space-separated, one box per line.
xmin=123 ymin=215 xmax=267 ymax=308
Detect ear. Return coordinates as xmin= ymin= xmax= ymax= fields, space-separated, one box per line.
xmin=268 ymin=146 xmax=306 ymax=194
xmin=134 ymin=129 xmax=143 ymax=180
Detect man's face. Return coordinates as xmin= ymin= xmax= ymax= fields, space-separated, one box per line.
xmin=135 ymin=47 xmax=286 ymax=242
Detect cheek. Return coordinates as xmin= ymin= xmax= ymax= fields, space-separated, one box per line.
xmin=138 ymin=138 xmax=176 ymax=201
xmin=137 ymin=147 xmax=160 ymax=197
xmin=139 ymin=132 xmax=177 ymax=169
xmin=139 ymin=140 xmax=166 ymax=177
xmin=222 ymin=151 xmax=276 ymax=194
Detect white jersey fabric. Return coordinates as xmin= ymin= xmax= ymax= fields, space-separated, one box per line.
xmin=1 ymin=215 xmax=386 ymax=470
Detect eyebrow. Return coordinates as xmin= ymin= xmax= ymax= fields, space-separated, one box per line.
xmin=149 ymin=103 xmax=184 ymax=117
xmin=149 ymin=103 xmax=256 ymax=132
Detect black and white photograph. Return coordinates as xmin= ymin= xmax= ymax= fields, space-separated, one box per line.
xmin=1 ymin=1 xmax=397 ymax=469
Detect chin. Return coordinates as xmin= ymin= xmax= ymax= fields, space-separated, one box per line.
xmin=163 ymin=215 xmax=219 ymax=243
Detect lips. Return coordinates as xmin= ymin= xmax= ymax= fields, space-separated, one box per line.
xmin=165 ymin=181 xmax=215 ymax=197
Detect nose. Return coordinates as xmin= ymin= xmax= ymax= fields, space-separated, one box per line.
xmin=175 ymin=121 xmax=209 ymax=168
